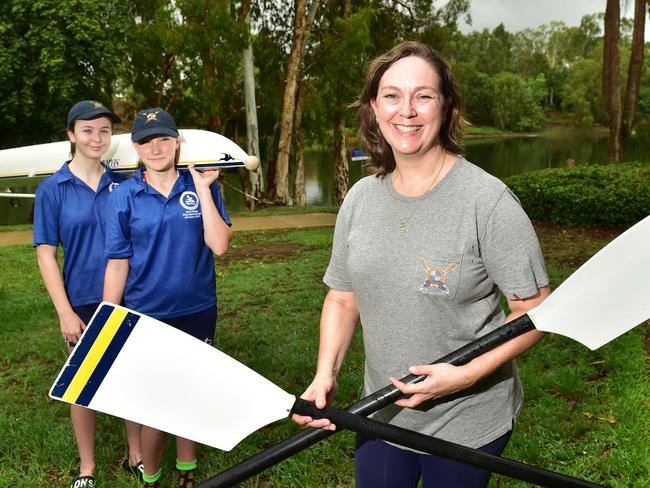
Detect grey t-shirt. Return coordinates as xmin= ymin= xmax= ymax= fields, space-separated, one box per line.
xmin=324 ymin=158 xmax=548 ymax=448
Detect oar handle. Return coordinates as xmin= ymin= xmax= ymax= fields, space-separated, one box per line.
xmin=289 ymin=399 xmax=603 ymax=488
xmin=351 ymin=313 xmax=536 ymax=414
xmin=198 ymin=315 xmax=536 ymax=487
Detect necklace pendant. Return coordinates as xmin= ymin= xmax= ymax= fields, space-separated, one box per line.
xmin=400 ymin=221 xmax=408 ymax=234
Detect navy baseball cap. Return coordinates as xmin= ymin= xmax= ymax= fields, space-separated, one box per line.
xmin=67 ymin=100 xmax=122 ymax=126
xmin=131 ymin=108 xmax=179 ymax=142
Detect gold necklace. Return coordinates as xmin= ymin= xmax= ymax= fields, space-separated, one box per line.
xmin=391 ymin=154 xmax=446 ymax=235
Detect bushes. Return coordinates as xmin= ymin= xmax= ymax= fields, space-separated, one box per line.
xmin=504 ymin=163 xmax=650 ymax=228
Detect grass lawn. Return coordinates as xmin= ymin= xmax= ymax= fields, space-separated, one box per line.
xmin=0 ymin=222 xmax=648 ymax=487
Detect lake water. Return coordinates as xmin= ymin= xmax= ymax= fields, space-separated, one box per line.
xmin=2 ymin=130 xmax=649 ymax=225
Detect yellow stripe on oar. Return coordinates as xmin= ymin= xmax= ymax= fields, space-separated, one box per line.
xmin=61 ymin=307 xmax=128 ymax=403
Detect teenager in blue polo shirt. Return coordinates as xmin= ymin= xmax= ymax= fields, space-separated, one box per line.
xmin=33 ymin=100 xmax=143 ymax=488
xmin=103 ymin=108 xmax=231 ymax=488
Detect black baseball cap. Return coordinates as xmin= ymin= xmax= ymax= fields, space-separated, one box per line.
xmin=67 ymin=100 xmax=122 ymax=126
xmin=131 ymin=108 xmax=179 ymax=142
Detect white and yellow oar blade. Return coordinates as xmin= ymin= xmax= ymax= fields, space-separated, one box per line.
xmin=529 ymin=216 xmax=650 ymax=350
xmin=49 ymin=302 xmax=295 ymax=451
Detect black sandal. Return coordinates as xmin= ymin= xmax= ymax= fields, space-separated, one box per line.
xmin=121 ymin=459 xmax=144 ymax=481
xmin=71 ymin=474 xmax=95 ymax=488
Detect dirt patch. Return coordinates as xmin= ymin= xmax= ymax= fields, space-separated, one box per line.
xmin=219 ymin=241 xmax=302 ymax=266
xmin=219 ymin=230 xmax=310 ymax=265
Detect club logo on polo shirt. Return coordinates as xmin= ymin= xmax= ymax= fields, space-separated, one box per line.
xmin=180 ymin=191 xmax=201 ymax=219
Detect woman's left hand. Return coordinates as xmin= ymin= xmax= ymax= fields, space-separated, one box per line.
xmin=188 ymin=164 xmax=220 ymax=189
xmin=389 ymin=363 xmax=475 ymax=409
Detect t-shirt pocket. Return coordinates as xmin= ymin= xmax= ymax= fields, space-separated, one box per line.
xmin=416 ymin=255 xmax=462 ymax=301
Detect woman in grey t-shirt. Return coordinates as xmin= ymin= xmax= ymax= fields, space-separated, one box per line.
xmin=292 ymin=42 xmax=550 ymax=488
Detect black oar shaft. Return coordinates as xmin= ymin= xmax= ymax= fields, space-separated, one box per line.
xmin=199 ymin=315 xmax=537 ymax=487
xmin=291 ymin=399 xmax=603 ymax=488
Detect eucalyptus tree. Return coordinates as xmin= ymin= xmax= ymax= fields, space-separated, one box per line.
xmin=0 ymin=0 xmax=133 ymax=147
xmin=241 ymin=0 xmax=264 ymax=207
xmin=603 ymin=0 xmax=647 ymax=162
xmin=305 ymin=3 xmax=375 ymax=205
xmin=621 ymin=0 xmax=647 ymax=142
xmin=125 ymin=1 xmax=246 ymax=134
xmin=272 ymin=0 xmax=322 ymax=205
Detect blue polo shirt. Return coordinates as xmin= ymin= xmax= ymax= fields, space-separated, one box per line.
xmin=33 ymin=162 xmax=125 ymax=307
xmin=105 ymin=169 xmax=231 ymax=318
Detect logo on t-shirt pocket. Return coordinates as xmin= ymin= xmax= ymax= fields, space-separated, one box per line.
xmin=418 ymin=258 xmax=460 ymax=299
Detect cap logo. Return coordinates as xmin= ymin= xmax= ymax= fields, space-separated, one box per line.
xmin=144 ymin=111 xmax=160 ymax=123
xmin=92 ymin=101 xmax=104 ymax=108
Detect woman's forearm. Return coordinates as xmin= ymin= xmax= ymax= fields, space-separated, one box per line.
xmin=315 ymin=289 xmax=360 ymax=380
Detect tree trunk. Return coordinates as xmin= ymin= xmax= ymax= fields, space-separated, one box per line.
xmin=274 ymin=0 xmax=309 ymax=204
xmin=241 ymin=0 xmax=264 ymax=209
xmin=333 ymin=0 xmax=352 ymax=205
xmin=603 ymin=0 xmax=622 ymax=162
xmin=293 ymin=82 xmax=307 ymax=206
xmin=622 ymin=0 xmax=646 ymax=143
xmin=334 ymin=99 xmax=348 ymax=204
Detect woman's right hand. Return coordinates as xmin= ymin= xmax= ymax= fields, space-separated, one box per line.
xmin=59 ymin=309 xmax=85 ymax=346
xmin=291 ymin=374 xmax=338 ymax=431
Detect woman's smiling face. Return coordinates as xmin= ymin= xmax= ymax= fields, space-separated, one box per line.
xmin=134 ymin=135 xmax=180 ymax=173
xmin=67 ymin=116 xmax=113 ymax=160
xmin=370 ymin=55 xmax=445 ymax=161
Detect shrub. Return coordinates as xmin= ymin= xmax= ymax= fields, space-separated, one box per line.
xmin=504 ymin=163 xmax=650 ymax=228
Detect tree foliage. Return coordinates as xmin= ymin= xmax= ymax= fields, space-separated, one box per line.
xmin=2 ymin=1 xmax=650 ymax=203
xmin=125 ymin=1 xmax=247 ymax=133
xmin=0 ymin=0 xmax=133 ymax=147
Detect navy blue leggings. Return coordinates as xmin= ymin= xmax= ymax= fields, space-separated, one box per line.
xmin=355 ymin=430 xmax=512 ymax=488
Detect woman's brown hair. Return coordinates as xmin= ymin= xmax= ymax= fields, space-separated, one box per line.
xmin=355 ymin=41 xmax=465 ymax=175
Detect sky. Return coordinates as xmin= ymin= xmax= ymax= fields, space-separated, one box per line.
xmin=457 ymin=0 xmax=642 ymax=34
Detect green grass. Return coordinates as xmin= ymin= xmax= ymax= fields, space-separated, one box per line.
xmin=465 ymin=125 xmax=511 ymax=137
xmin=0 ymin=223 xmax=32 ymax=232
xmin=0 ymin=223 xmax=647 ymax=487
xmin=230 ymin=204 xmax=339 ymax=218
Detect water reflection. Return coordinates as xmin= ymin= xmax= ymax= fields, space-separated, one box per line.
xmin=3 ymin=130 xmax=650 ymax=224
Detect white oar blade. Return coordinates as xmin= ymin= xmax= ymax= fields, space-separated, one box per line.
xmin=49 ymin=303 xmax=295 ymax=451
xmin=528 ymin=216 xmax=650 ymax=350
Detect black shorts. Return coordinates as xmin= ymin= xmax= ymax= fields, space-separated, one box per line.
xmin=159 ymin=305 xmax=217 ymax=345
xmin=72 ymin=302 xmax=102 ymax=324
